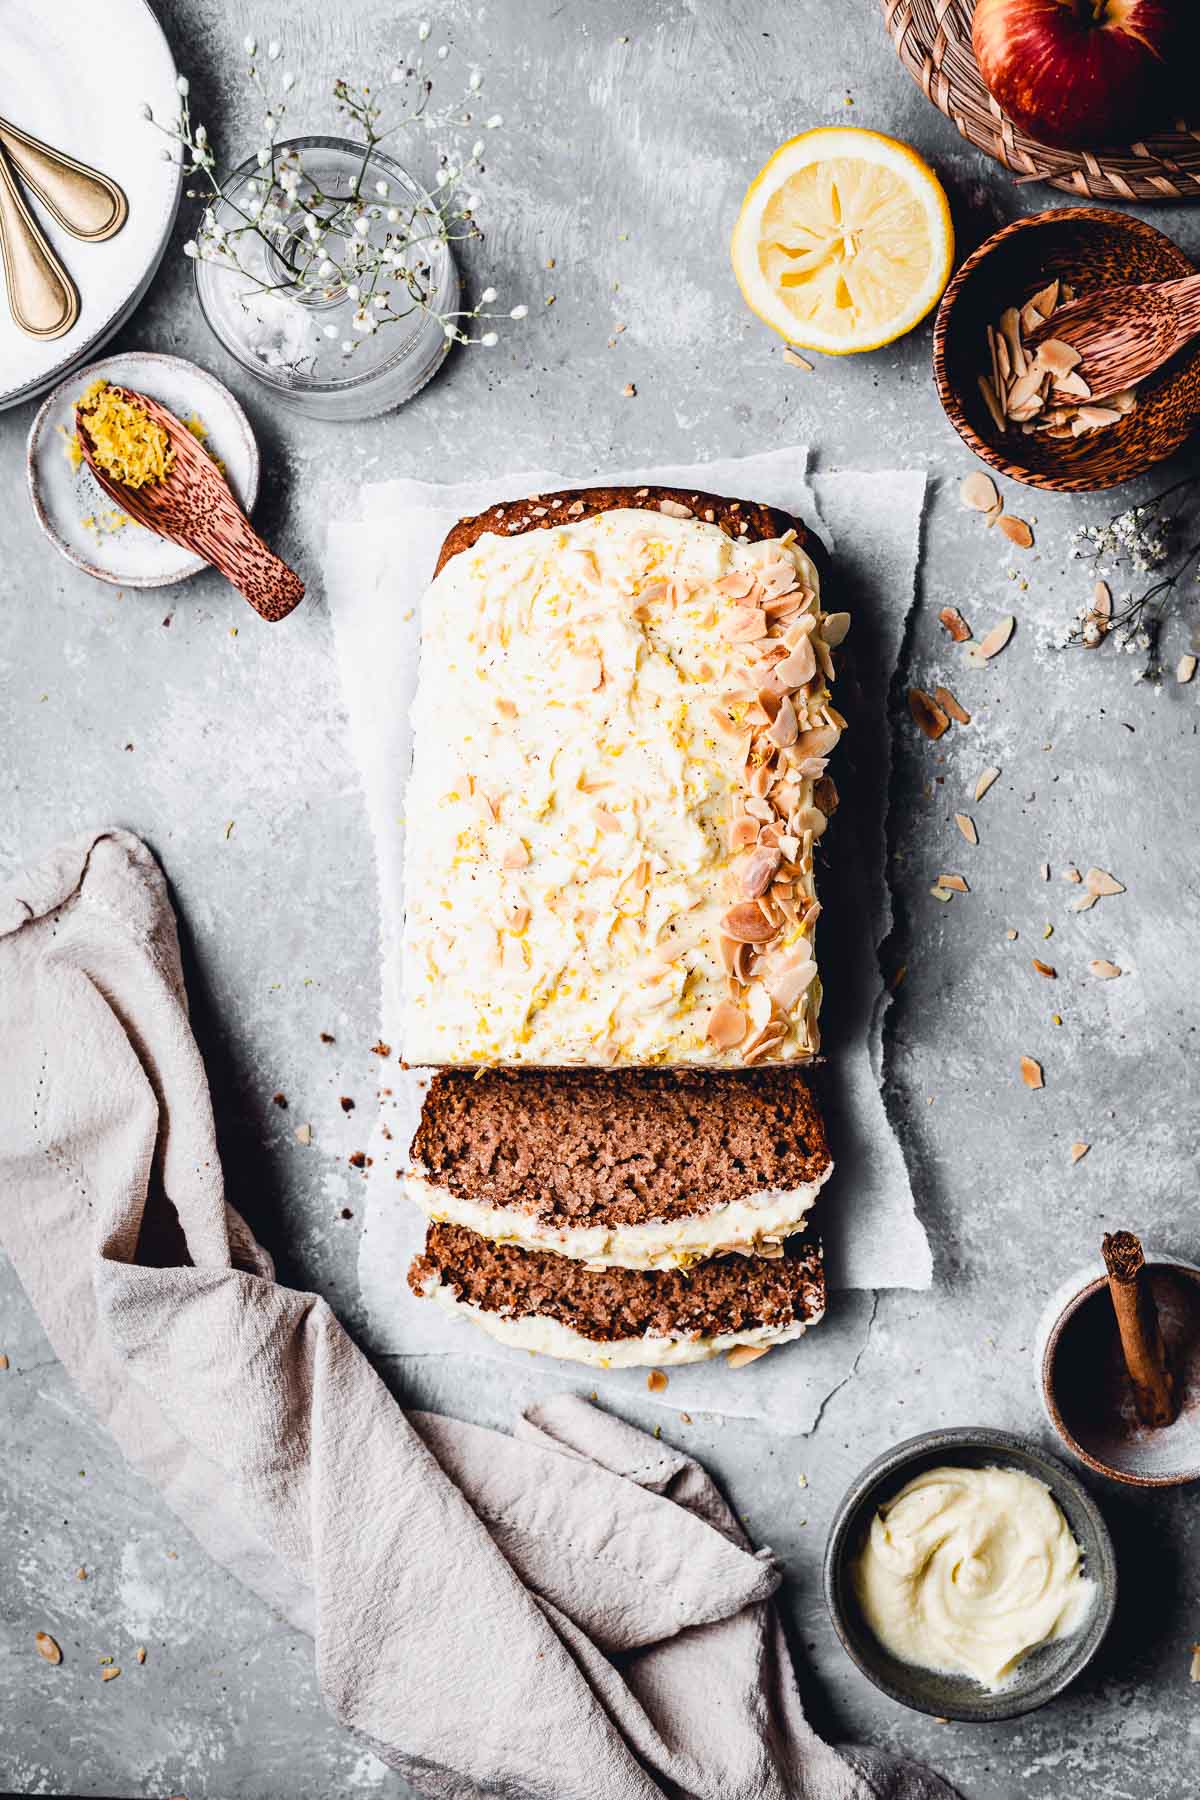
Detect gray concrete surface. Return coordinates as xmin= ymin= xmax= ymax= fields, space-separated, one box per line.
xmin=2 ymin=3 xmax=1199 ymax=1796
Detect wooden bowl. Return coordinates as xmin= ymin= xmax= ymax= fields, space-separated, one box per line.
xmin=933 ymin=208 xmax=1200 ymax=493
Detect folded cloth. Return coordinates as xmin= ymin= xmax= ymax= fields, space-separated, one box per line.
xmin=0 ymin=828 xmax=956 ymax=1800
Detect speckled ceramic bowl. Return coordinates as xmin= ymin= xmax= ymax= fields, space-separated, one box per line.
xmin=823 ymin=1426 xmax=1117 ymax=1723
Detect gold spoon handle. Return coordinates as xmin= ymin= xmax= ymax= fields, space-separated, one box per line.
xmin=0 ymin=114 xmax=127 ymax=242
xmin=0 ymin=140 xmax=78 ymax=339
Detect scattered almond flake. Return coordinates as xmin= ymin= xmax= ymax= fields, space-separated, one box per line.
xmin=136 ymin=1647 xmax=146 ymax=1665
xmin=35 ymin=1632 xmax=62 ymax=1665
xmin=1089 ymin=959 xmax=1122 ymax=979
xmin=974 ymin=766 xmax=1000 ymax=802
xmin=1020 ymin=1056 xmax=1044 ymax=1090
xmin=929 ymin=884 xmax=954 ymax=902
xmin=1072 ymin=891 xmax=1099 ymax=912
xmin=658 ymin=498 xmax=692 ymax=519
xmin=1062 ymin=865 xmax=1082 ymax=883
xmin=1085 ymin=867 xmax=1125 ymax=897
xmin=973 ymin=615 xmax=1016 ymax=661
xmin=908 ymin=686 xmax=949 ymax=740
xmin=727 ymin=1344 xmax=770 ymax=1369
xmin=76 ymin=1566 xmax=87 ymax=1580
xmin=621 ymin=382 xmax=637 ymax=398
xmin=1006 ymin=928 xmax=1018 ymax=940
xmin=707 ymin=1000 xmax=748 ymax=1048
xmin=1040 ymin=863 xmax=1050 ymax=881
xmin=294 ymin=1122 xmax=312 ymax=1145
xmin=1178 ymin=653 xmax=1198 ymax=684
xmin=939 ymin=874 xmax=969 ymax=893
xmin=102 ymin=1666 xmax=121 ymax=1682
xmin=997 ymin=515 xmax=1033 ymax=549
xmin=782 ymin=348 xmax=814 ymax=371
xmin=1070 ymin=1142 xmax=1090 ymax=1164
xmin=977 ymin=373 xmax=1005 ymax=432
xmin=679 ymin=1412 xmax=692 ymax=1424
xmin=1074 ymin=404 xmax=1123 ymax=432
xmin=0 ymin=1352 xmax=8 ymax=1370
xmin=960 ymin=471 xmax=999 ymax=513
xmin=934 ymin=685 xmax=970 ymax=725
xmin=954 ymin=813 xmax=978 ymax=846
xmin=646 ymin=1369 xmax=669 ymax=1392
xmin=1032 ymin=958 xmax=1056 ymax=978
xmin=939 ymin=606 xmax=972 ymax=642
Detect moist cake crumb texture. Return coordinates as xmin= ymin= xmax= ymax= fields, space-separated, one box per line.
xmin=411 ymin=1066 xmax=830 ymax=1228
xmin=409 ymin=1222 xmax=826 ymax=1343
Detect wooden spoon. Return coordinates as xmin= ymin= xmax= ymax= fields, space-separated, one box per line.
xmin=75 ymin=386 xmax=305 ymax=622
xmin=1027 ymin=273 xmax=1200 ymax=404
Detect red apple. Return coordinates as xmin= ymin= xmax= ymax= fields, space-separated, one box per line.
xmin=972 ymin=0 xmax=1188 ymax=149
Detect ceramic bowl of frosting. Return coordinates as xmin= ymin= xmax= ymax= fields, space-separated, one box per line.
xmin=823 ymin=1426 xmax=1117 ymax=1722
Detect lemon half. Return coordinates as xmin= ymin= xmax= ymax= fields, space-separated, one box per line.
xmin=731 ymin=127 xmax=954 ymax=355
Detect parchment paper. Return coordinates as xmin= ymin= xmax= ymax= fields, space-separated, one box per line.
xmin=325 ymin=449 xmax=931 ymax=1430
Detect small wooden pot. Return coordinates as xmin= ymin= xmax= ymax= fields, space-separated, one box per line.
xmin=933 ymin=208 xmax=1200 ymax=493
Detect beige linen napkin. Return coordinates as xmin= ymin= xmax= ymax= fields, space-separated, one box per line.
xmin=0 ymin=827 xmax=955 ymax=1800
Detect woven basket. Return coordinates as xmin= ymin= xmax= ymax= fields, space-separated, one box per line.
xmin=882 ymin=0 xmax=1200 ymax=202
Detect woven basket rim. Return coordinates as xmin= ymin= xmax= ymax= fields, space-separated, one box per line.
xmin=881 ymin=0 xmax=1200 ymax=203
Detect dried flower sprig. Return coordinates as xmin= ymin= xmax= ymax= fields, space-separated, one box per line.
xmin=142 ymin=26 xmax=525 ymax=367
xmin=1062 ymin=472 xmax=1200 ymax=676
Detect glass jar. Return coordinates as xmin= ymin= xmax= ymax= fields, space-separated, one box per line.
xmin=194 ymin=136 xmax=459 ymax=422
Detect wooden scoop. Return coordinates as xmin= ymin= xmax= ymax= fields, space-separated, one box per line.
xmin=75 ymin=386 xmax=305 ymax=622
xmin=1027 ymin=273 xmax=1200 ymax=404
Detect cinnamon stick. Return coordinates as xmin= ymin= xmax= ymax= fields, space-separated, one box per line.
xmin=1102 ymin=1231 xmax=1178 ymax=1428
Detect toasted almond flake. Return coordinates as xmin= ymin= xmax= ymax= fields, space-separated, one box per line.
xmin=1071 ymin=891 xmax=1098 ymax=911
xmin=621 ymin=382 xmax=636 ymax=398
xmin=592 ymin=806 xmax=620 ymax=833
xmin=999 ymin=307 xmax=1025 ymax=377
xmin=646 ymin=1369 xmax=669 ymax=1392
xmin=782 ymin=348 xmax=814 ymax=371
xmin=978 ymin=373 xmax=1005 ymax=432
xmin=102 ymin=1666 xmax=121 ymax=1682
xmin=1177 ymin=653 xmax=1197 ymax=684
xmin=1085 ymin=866 xmax=1124 ymax=897
xmin=1035 ymin=337 xmax=1082 ymax=376
xmin=716 ymin=570 xmax=755 ymax=600
xmin=1110 ymin=389 xmax=1137 ymax=414
xmin=728 ymin=816 xmax=760 ymax=853
xmin=1020 ymin=1056 xmax=1044 ymax=1090
xmin=974 ymin=766 xmax=1000 ymax=802
xmin=909 ymin=687 xmax=949 ymax=740
xmin=930 ymin=884 xmax=953 ymax=902
xmin=954 ymin=813 xmax=978 ymax=846
xmin=495 ymin=697 xmax=518 ymax=720
xmin=658 ymin=498 xmax=692 ymax=518
xmin=821 ymin=611 xmax=851 ymax=648
xmin=0 ymin=1352 xmax=8 ymax=1370
xmin=1032 ymin=277 xmax=1060 ymax=316
xmin=1006 ymin=366 xmax=1044 ymax=412
xmin=997 ymin=515 xmax=1033 ymax=549
xmin=35 ymin=1633 xmax=62 ymax=1665
xmin=1092 ymin=580 xmax=1113 ymax=619
xmin=1056 ymin=370 xmax=1092 ymax=399
xmin=1006 ymin=928 xmax=1018 ymax=940
xmin=720 ymin=902 xmax=778 ymax=944
xmin=1032 ymin=958 xmax=1056 ymax=978
xmin=502 ymin=843 xmax=530 ymax=870
xmin=294 ymin=1123 xmax=312 ymax=1146
xmin=1020 ymin=299 xmax=1045 ymax=339
xmin=939 ymin=874 xmax=969 ymax=893
xmin=975 ymin=615 xmax=1016 ymax=660
xmin=1070 ymin=1142 xmax=1090 ymax=1164
xmin=939 ymin=606 xmax=972 ymax=642
xmin=136 ymin=1647 xmax=146 ymax=1664
xmin=1191 ymin=1644 xmax=1200 ymax=1681
xmin=726 ymin=1344 xmax=770 ymax=1369
xmin=961 ymin=471 xmax=999 ymax=513
xmin=1062 ymin=865 xmax=1082 ymax=883
xmin=1040 ymin=862 xmax=1050 ymax=881
xmin=934 ymin=685 xmax=970 ymax=726
xmin=1089 ymin=959 xmax=1122 ymax=979
xmin=1075 ymin=405 xmax=1123 ymax=430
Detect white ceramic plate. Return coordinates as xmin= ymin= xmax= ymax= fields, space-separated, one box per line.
xmin=0 ymin=0 xmax=180 ymax=409
xmin=27 ymin=351 xmax=260 ymax=588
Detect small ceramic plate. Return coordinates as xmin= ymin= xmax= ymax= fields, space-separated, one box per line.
xmin=823 ymin=1426 xmax=1117 ymax=1723
xmin=27 ymin=351 xmax=259 ymax=588
xmin=0 ymin=0 xmax=182 ymax=410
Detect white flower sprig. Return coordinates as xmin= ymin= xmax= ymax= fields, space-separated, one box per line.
xmin=1062 ymin=473 xmax=1200 ymax=676
xmin=143 ymin=28 xmax=524 ymax=362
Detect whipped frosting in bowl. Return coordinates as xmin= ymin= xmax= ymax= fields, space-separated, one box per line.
xmin=823 ymin=1427 xmax=1117 ymax=1722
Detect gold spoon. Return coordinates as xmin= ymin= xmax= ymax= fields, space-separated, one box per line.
xmin=0 ymin=138 xmax=78 ymax=339
xmin=0 ymin=113 xmax=127 ymax=241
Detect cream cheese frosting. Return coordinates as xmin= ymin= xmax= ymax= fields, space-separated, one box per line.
xmin=415 ymin=1269 xmax=819 ymax=1367
xmin=854 ymin=1463 xmax=1096 ymax=1691
xmin=402 ymin=505 xmax=847 ymax=1067
xmin=404 ymin=1167 xmax=831 ymax=1270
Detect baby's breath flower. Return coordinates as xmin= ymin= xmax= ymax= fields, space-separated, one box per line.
xmin=480 ymin=286 xmax=497 ymax=304
xmin=268 ymin=39 xmax=282 ymax=60
xmin=176 ymin=74 xmax=190 ymax=95
xmin=480 ymin=330 xmax=498 ymax=346
xmin=244 ymin=34 xmax=257 ymax=54
xmin=510 ymin=304 xmax=527 ymax=319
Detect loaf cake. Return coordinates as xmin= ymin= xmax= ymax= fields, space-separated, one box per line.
xmin=408 ymin=1222 xmax=826 ymax=1368
xmin=405 ymin=1066 xmax=832 ymax=1269
xmin=401 ymin=485 xmax=847 ymax=1069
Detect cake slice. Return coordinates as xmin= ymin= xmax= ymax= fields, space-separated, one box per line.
xmin=408 ymin=1222 xmax=825 ymax=1368
xmin=401 ymin=485 xmax=846 ymax=1069
xmin=405 ymin=1067 xmax=832 ymax=1270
